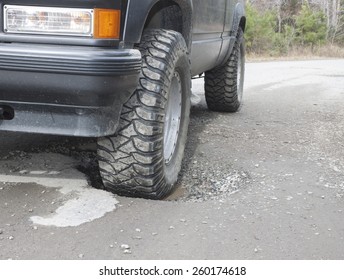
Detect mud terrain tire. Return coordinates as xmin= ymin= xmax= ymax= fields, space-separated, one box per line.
xmin=97 ymin=29 xmax=191 ymax=199
xmin=204 ymin=28 xmax=245 ymax=112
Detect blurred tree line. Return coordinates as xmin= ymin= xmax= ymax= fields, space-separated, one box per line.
xmin=245 ymin=0 xmax=344 ymax=55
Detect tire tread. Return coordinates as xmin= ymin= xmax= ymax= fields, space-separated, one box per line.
xmin=97 ymin=29 xmax=189 ymax=199
xmin=204 ymin=29 xmax=244 ymax=112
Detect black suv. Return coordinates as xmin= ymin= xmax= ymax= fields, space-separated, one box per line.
xmin=0 ymin=0 xmax=246 ymax=199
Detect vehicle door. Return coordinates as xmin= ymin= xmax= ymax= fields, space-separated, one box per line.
xmin=191 ymin=0 xmax=226 ymax=76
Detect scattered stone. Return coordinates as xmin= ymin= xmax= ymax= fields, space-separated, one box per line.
xmin=0 ymin=229 xmax=3 ymax=234
xmin=135 ymin=228 xmax=141 ymax=232
xmin=202 ymin=221 xmax=208 ymax=224
xmin=180 ymin=219 xmax=187 ymax=223
xmin=8 ymin=236 xmax=14 ymax=240
xmin=109 ymin=245 xmax=114 ymax=248
xmin=28 ymin=209 xmax=33 ymax=213
xmin=132 ymin=236 xmax=142 ymax=240
xmin=169 ymin=226 xmax=175 ymax=230
xmin=333 ymin=166 xmax=340 ymax=172
xmin=181 ymin=168 xmax=249 ymax=202
xmin=121 ymin=244 xmax=130 ymax=250
xmin=33 ymin=226 xmax=38 ymax=230
xmin=123 ymin=250 xmax=132 ymax=254
xmin=78 ymin=254 xmax=84 ymax=259
xmin=152 ymin=232 xmax=158 ymax=236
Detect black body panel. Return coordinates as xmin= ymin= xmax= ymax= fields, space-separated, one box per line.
xmin=0 ymin=0 xmax=245 ymax=137
xmin=190 ymin=0 xmax=226 ymax=75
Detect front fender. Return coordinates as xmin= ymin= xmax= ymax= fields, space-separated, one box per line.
xmin=231 ymin=2 xmax=246 ymax=36
xmin=122 ymin=0 xmax=193 ymax=47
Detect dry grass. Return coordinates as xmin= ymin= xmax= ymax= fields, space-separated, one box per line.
xmin=247 ymin=44 xmax=344 ymax=62
xmin=314 ymin=44 xmax=344 ymax=57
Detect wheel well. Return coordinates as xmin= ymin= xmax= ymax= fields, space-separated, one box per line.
xmin=239 ymin=16 xmax=246 ymax=32
xmin=144 ymin=0 xmax=191 ymax=48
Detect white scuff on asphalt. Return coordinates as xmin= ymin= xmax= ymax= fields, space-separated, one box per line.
xmin=0 ymin=153 xmax=118 ymax=227
xmin=31 ymin=188 xmax=118 ymax=227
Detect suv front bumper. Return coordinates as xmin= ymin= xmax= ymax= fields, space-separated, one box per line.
xmin=0 ymin=43 xmax=141 ymax=137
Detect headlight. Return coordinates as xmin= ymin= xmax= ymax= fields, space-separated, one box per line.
xmin=3 ymin=5 xmax=120 ymax=38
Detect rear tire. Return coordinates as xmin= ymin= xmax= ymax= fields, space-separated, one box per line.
xmin=97 ymin=29 xmax=191 ymax=199
xmin=204 ymin=28 xmax=245 ymax=112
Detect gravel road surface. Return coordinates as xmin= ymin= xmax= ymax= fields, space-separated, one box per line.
xmin=0 ymin=59 xmax=343 ymax=259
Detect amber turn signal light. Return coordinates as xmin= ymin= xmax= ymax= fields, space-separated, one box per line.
xmin=94 ymin=9 xmax=121 ymax=39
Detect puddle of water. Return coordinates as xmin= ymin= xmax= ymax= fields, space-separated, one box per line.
xmin=165 ymin=183 xmax=187 ymax=201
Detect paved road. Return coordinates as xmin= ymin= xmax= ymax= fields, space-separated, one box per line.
xmin=0 ymin=59 xmax=343 ymax=259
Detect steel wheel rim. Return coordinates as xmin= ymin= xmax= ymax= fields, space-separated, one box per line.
xmin=164 ymin=71 xmax=182 ymax=164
